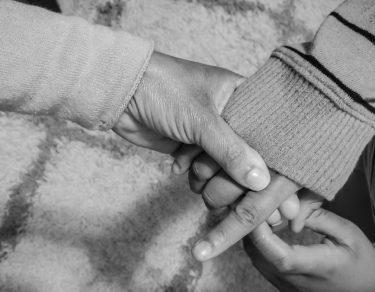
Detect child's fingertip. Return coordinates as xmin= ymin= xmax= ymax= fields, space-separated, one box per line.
xmin=291 ymin=220 xmax=304 ymax=233
xmin=279 ymin=194 xmax=300 ymax=220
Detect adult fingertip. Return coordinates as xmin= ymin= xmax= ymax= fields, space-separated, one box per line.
xmin=246 ymin=167 xmax=270 ymax=191
xmin=192 ymin=240 xmax=212 ymax=261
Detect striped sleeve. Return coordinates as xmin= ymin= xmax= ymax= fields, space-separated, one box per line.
xmin=222 ymin=0 xmax=375 ymax=199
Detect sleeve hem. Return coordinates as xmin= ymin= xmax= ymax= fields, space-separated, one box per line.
xmin=107 ymin=40 xmax=154 ymax=131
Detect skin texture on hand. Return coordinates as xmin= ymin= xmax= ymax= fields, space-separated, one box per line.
xmin=113 ymin=51 xmax=270 ymax=191
xmin=245 ymin=208 xmax=375 ymax=292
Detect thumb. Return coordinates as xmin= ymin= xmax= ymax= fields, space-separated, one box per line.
xmin=198 ymin=117 xmax=270 ymax=191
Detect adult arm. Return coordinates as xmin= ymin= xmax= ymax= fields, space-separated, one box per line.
xmin=0 ymin=1 xmax=270 ymax=190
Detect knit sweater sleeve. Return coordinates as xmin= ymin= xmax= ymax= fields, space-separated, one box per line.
xmin=222 ymin=0 xmax=375 ymax=200
xmin=0 ymin=1 xmax=153 ymax=130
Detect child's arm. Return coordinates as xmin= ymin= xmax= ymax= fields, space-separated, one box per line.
xmin=0 ymin=0 xmax=153 ymax=130
xmin=222 ymin=0 xmax=375 ymax=200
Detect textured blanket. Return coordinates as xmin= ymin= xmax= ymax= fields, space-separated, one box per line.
xmin=0 ymin=0 xmax=340 ymax=291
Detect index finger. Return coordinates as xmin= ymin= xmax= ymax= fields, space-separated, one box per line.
xmin=193 ymin=175 xmax=300 ymax=261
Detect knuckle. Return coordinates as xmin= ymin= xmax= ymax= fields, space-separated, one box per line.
xmin=188 ymin=169 xmax=201 ymax=194
xmin=192 ymin=161 xmax=201 ymax=177
xmin=343 ymin=222 xmax=361 ymax=248
xmin=273 ymin=255 xmax=294 ymax=273
xmin=211 ymin=228 xmax=228 ymax=247
xmin=225 ymin=144 xmax=244 ymax=167
xmin=202 ymin=189 xmax=219 ymax=209
xmin=234 ymin=202 xmax=262 ymax=226
xmin=192 ymin=160 xmax=212 ymax=180
xmin=324 ymin=262 xmax=338 ymax=277
xmin=345 ymin=220 xmax=360 ymax=234
xmin=307 ymin=208 xmax=326 ymax=221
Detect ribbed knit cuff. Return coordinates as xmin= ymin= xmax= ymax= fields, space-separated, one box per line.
xmin=222 ymin=49 xmax=375 ymax=199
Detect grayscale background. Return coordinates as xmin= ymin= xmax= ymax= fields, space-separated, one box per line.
xmin=0 ymin=1 xmax=342 ymax=291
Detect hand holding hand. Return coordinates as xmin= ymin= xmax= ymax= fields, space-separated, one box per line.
xmin=114 ymin=51 xmax=270 ymax=191
xmin=192 ymin=169 xmax=301 ymax=261
xmin=173 ymin=148 xmax=302 ymax=261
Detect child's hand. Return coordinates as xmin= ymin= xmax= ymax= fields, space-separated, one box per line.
xmin=245 ymin=208 xmax=375 ymax=292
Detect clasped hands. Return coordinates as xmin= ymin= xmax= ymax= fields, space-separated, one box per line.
xmin=114 ymin=52 xmax=375 ymax=291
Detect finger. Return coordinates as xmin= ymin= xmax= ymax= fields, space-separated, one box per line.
xmin=191 ymin=153 xmax=221 ymax=181
xmin=279 ymin=194 xmax=300 ymax=220
xmin=250 ymin=222 xmax=339 ymax=275
xmin=198 ymin=117 xmax=270 ymax=191
xmin=193 ymin=175 xmax=300 ymax=261
xmin=304 ymin=208 xmax=360 ymax=246
xmin=188 ymin=153 xmax=222 ymax=194
xmin=251 ymin=223 xmax=292 ymax=269
xmin=188 ymin=168 xmax=207 ymax=194
xmin=291 ymin=190 xmax=323 ymax=233
xmin=243 ymin=236 xmax=297 ymax=292
xmin=201 ymin=170 xmax=245 ymax=209
xmin=172 ymin=144 xmax=202 ymax=174
xmin=244 ymin=236 xmax=315 ymax=291
xmin=266 ymin=210 xmax=282 ymax=226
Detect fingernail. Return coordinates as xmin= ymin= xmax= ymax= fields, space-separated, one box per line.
xmin=193 ymin=240 xmax=212 ymax=261
xmin=271 ymin=220 xmax=283 ymax=227
xmin=172 ymin=162 xmax=181 ymax=175
xmin=246 ymin=168 xmax=269 ymax=191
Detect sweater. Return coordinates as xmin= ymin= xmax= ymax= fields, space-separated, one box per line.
xmin=0 ymin=0 xmax=153 ymax=131
xmin=222 ymin=0 xmax=375 ymax=199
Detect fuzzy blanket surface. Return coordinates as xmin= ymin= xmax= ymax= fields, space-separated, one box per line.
xmin=0 ymin=0 xmax=341 ymax=291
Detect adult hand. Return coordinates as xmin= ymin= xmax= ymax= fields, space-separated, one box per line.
xmin=113 ymin=51 xmax=270 ymax=191
xmin=244 ymin=208 xmax=375 ymax=292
